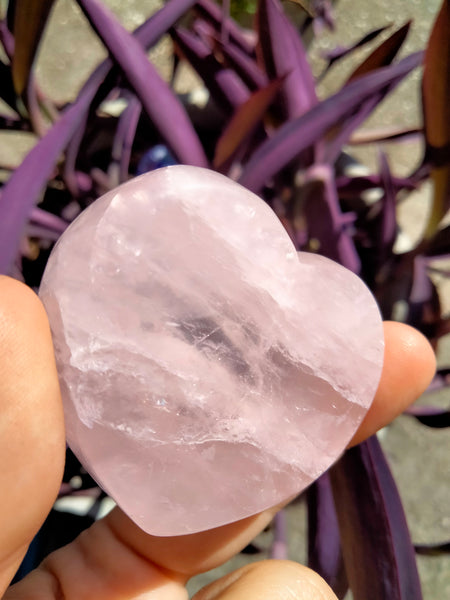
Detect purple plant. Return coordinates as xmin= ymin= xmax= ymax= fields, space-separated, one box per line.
xmin=1 ymin=0 xmax=449 ymax=595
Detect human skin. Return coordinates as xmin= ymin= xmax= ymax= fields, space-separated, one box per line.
xmin=0 ymin=276 xmax=436 ymax=600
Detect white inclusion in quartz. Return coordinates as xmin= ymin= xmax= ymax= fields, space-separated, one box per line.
xmin=39 ymin=165 xmax=384 ymax=536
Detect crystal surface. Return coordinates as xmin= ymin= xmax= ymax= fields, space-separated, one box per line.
xmin=39 ymin=165 xmax=384 ymax=536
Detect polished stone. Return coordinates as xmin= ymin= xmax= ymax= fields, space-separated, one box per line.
xmin=39 ymin=166 xmax=384 ymax=535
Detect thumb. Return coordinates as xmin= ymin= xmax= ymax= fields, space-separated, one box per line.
xmin=0 ymin=277 xmax=65 ymax=594
xmin=192 ymin=560 xmax=338 ymax=600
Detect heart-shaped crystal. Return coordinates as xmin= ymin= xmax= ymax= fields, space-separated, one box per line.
xmin=39 ymin=166 xmax=384 ymax=536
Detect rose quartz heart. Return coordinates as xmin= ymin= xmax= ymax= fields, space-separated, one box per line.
xmin=39 ymin=166 xmax=384 ymax=536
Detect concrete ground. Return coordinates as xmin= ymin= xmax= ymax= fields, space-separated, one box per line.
xmin=3 ymin=0 xmax=449 ymax=597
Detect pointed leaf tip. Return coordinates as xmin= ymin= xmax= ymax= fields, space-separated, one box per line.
xmin=12 ymin=0 xmax=56 ymax=96
xmin=422 ymin=0 xmax=450 ymax=236
xmin=347 ymin=20 xmax=411 ymax=83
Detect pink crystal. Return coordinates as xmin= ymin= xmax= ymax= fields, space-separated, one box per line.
xmin=39 ymin=166 xmax=384 ymax=536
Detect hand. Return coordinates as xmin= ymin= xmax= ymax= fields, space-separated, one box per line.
xmin=0 ymin=276 xmax=436 ymax=600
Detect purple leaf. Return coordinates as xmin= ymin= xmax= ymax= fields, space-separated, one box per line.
xmin=405 ymin=402 xmax=450 ymax=428
xmin=346 ymin=21 xmax=411 ymax=83
xmin=408 ymin=255 xmax=441 ymax=336
xmin=422 ymin=0 xmax=450 ymax=236
xmin=0 ymin=0 xmax=198 ymax=274
xmin=172 ymin=27 xmax=249 ymax=112
xmin=29 ymin=207 xmax=68 ymax=234
xmin=0 ymin=111 xmax=32 ymax=132
xmin=0 ymin=74 xmax=101 ymax=274
xmin=425 ymin=368 xmax=450 ymax=393
xmin=194 ymin=0 xmax=256 ymax=56
xmin=410 ymin=256 xmax=434 ymax=305
xmin=300 ymin=164 xmax=360 ymax=272
xmin=307 ymin=473 xmax=348 ymax=599
xmin=377 ymin=151 xmax=397 ymax=257
xmin=213 ymin=77 xmax=283 ymax=170
xmin=62 ymin=105 xmax=91 ymax=198
xmin=321 ymin=92 xmax=383 ymax=165
xmin=349 ymin=125 xmax=422 ymax=145
xmin=26 ymin=224 xmax=62 ymax=242
xmin=239 ymin=52 xmax=422 ymax=193
xmin=322 ymin=25 xmax=389 ymax=69
xmin=191 ymin=16 xmax=216 ymax=42
xmin=324 ymin=19 xmax=413 ymax=164
xmin=270 ymin=509 xmax=288 ymax=560
xmin=426 ymin=224 xmax=450 ymax=255
xmin=330 ymin=436 xmax=423 ymax=600
xmin=134 ymin=0 xmax=197 ymax=49
xmin=110 ymin=93 xmax=142 ymax=185
xmin=336 ymin=173 xmax=417 ymax=200
xmin=25 ymin=73 xmax=48 ymax=136
xmin=216 ymin=37 xmax=268 ymax=91
xmin=256 ymin=0 xmax=317 ymax=120
xmin=0 ymin=18 xmax=14 ymax=58
xmin=0 ymin=59 xmax=19 ymax=112
xmin=309 ymin=0 xmax=335 ymax=33
xmin=64 ymin=0 xmax=193 ymax=194
xmin=6 ymin=0 xmax=15 ymax=31
xmin=11 ymin=0 xmax=56 ymax=96
xmin=77 ymin=0 xmax=207 ymax=167
xmin=415 ymin=541 xmax=450 ymax=556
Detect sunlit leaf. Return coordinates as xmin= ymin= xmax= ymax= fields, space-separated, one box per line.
xmin=322 ymin=25 xmax=389 ymax=73
xmin=257 ymin=0 xmax=317 ymax=120
xmin=415 ymin=541 xmax=450 ymax=555
xmin=287 ymin=0 xmax=314 ymax=17
xmin=347 ymin=21 xmax=411 ymax=82
xmin=195 ymin=0 xmax=256 ymax=56
xmin=349 ymin=125 xmax=421 ymax=145
xmin=216 ymin=36 xmax=268 ymax=91
xmin=0 ymin=0 xmax=196 ymax=274
xmin=78 ymin=0 xmax=208 ymax=167
xmin=300 ymin=164 xmax=360 ymax=272
xmin=0 ymin=86 xmax=98 ymax=274
xmin=213 ymin=77 xmax=283 ymax=169
xmin=422 ymin=0 xmax=450 ymax=237
xmin=239 ymin=52 xmax=422 ymax=193
xmin=405 ymin=402 xmax=450 ymax=428
xmin=172 ymin=27 xmax=249 ymax=113
xmin=11 ymin=0 xmax=56 ymax=96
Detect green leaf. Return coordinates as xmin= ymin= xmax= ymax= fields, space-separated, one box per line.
xmin=422 ymin=0 xmax=450 ymax=237
xmin=11 ymin=0 xmax=56 ymax=96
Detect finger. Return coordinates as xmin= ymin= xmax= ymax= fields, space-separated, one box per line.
xmin=192 ymin=560 xmax=337 ymax=600
xmin=0 ymin=277 xmax=65 ymax=595
xmin=349 ymin=321 xmax=436 ymax=446
xmin=5 ymin=518 xmax=187 ymax=600
xmin=105 ymin=503 xmax=282 ymax=577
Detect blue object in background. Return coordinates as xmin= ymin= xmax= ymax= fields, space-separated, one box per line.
xmin=136 ymin=144 xmax=177 ymax=175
